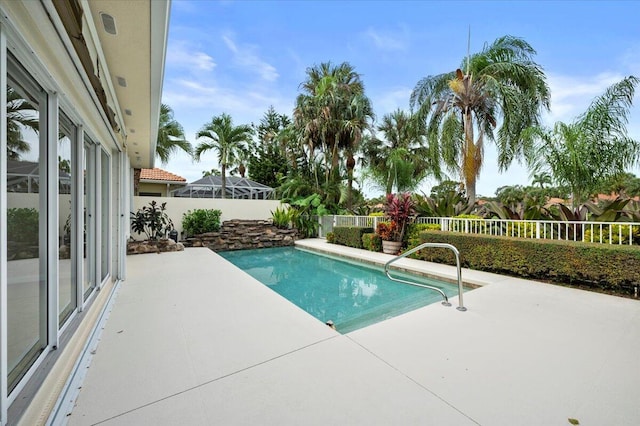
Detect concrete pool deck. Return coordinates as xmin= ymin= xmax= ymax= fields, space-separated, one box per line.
xmin=61 ymin=240 xmax=639 ymax=425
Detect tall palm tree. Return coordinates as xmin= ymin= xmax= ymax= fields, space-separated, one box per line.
xmin=361 ymin=109 xmax=438 ymax=194
xmin=294 ymin=62 xmax=373 ymax=208
xmin=410 ymin=35 xmax=550 ymax=205
xmin=155 ymin=104 xmax=191 ymax=164
xmin=531 ymin=172 xmax=552 ymax=189
xmin=7 ymin=86 xmax=39 ymax=160
xmin=525 ymin=76 xmax=640 ymax=206
xmin=194 ymin=113 xmax=254 ymax=198
xmin=133 ymin=104 xmax=191 ymax=195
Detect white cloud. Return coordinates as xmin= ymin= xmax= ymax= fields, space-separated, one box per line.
xmin=370 ymin=87 xmax=412 ymax=119
xmin=222 ymin=35 xmax=279 ymax=82
xmin=620 ymin=43 xmax=640 ymax=74
xmin=363 ymin=27 xmax=408 ymax=52
xmin=544 ymin=71 xmax=625 ymax=123
xmin=166 ymin=40 xmax=216 ymax=72
xmin=164 ymin=78 xmax=292 ymax=121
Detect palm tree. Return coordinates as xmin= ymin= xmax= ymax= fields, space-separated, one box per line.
xmin=7 ymin=86 xmax=39 ymax=160
xmin=410 ymin=35 xmax=550 ymax=205
xmin=525 ymin=76 xmax=640 ymax=206
xmin=531 ymin=172 xmax=552 ymax=189
xmin=361 ymin=109 xmax=438 ymax=194
xmin=294 ymin=62 xmax=373 ymax=208
xmin=194 ymin=113 xmax=254 ymax=198
xmin=155 ymin=104 xmax=191 ymax=164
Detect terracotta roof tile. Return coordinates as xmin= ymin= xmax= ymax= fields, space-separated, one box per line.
xmin=140 ymin=168 xmax=186 ymax=182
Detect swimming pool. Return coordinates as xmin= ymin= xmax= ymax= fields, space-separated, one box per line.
xmin=219 ymin=247 xmax=463 ymax=333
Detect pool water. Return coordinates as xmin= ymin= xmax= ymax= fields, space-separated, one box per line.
xmin=219 ymin=247 xmax=462 ymax=333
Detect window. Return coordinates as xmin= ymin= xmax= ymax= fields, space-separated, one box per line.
xmin=6 ymin=54 xmax=48 ymax=393
xmin=58 ymin=112 xmax=77 ymax=325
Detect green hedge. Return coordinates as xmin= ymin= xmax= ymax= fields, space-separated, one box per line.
xmin=332 ymin=226 xmax=374 ymax=249
xmin=182 ymin=209 xmax=221 ymax=236
xmin=413 ymin=231 xmax=640 ymax=297
xmin=362 ymin=233 xmax=382 ymax=252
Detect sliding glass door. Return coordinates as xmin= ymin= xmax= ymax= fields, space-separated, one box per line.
xmin=5 ymin=55 xmax=48 ymax=393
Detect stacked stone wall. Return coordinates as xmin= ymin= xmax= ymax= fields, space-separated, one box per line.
xmin=182 ymin=219 xmax=298 ymax=252
xmin=127 ymin=238 xmax=185 ymax=255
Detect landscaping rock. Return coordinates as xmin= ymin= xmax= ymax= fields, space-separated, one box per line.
xmin=127 ymin=238 xmax=185 ymax=255
xmin=182 ymin=219 xmax=299 ymax=252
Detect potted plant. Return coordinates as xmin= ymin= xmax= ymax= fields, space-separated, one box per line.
xmin=376 ymin=193 xmax=415 ymax=254
xmin=130 ymin=200 xmax=174 ymax=241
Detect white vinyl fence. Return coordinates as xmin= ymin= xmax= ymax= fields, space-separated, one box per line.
xmin=318 ymin=215 xmax=640 ymax=246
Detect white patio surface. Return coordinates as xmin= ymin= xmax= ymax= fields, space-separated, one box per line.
xmin=65 ymin=240 xmax=640 ymax=425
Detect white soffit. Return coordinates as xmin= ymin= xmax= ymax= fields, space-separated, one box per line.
xmin=85 ymin=0 xmax=170 ymax=168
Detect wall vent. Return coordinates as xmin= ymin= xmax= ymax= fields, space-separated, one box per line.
xmin=100 ymin=13 xmax=117 ymax=35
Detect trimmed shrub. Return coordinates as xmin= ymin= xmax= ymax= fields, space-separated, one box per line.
xmin=412 ymin=231 xmax=640 ymax=297
xmin=332 ymin=226 xmax=374 ymax=249
xmin=405 ymin=223 xmax=441 ymax=251
xmin=181 ymin=208 xmax=221 ymax=237
xmin=362 ymin=233 xmax=382 ymax=252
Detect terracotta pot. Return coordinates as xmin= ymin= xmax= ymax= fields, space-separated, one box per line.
xmin=382 ymin=240 xmax=402 ymax=255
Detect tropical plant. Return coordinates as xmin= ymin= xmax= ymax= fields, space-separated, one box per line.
xmin=595 ymin=173 xmax=640 ymax=198
xmin=130 ymin=201 xmax=174 ymax=240
xmin=230 ymin=147 xmax=250 ymax=178
xmin=375 ymin=221 xmax=399 ymax=242
xmin=288 ymin=193 xmax=329 ymax=237
xmin=413 ymin=182 xmax=471 ymax=217
xmin=495 ymin=185 xmax=527 ymax=210
xmin=271 ymin=206 xmax=293 ymax=229
xmin=531 ymin=172 xmax=552 ymax=189
xmin=361 ymin=110 xmax=438 ymax=194
xmin=525 ymin=76 xmax=640 ymax=206
xmin=7 ymin=86 xmax=39 ymax=160
xmin=156 ymin=104 xmax=191 ymax=164
xmin=379 ymin=192 xmax=415 ymax=242
xmin=181 ymin=209 xmax=221 ymax=237
xmin=132 ymin=104 xmax=191 ymax=195
xmin=202 ymin=168 xmax=221 ymax=177
xmin=410 ymin=35 xmax=551 ymax=205
xmin=194 ymin=113 xmax=254 ymax=199
xmin=294 ymin=61 xmax=374 ymax=208
xmin=480 ymin=199 xmax=553 ymax=221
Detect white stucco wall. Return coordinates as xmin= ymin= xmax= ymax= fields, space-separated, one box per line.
xmin=131 ymin=196 xmax=286 ymax=240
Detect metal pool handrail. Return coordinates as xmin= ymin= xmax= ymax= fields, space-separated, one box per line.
xmin=384 ymin=242 xmax=467 ymax=311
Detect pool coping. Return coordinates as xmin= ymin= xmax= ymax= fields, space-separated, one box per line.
xmin=294 ymin=239 xmax=489 ymax=289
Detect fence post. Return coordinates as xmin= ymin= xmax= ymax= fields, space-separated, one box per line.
xmin=536 ymin=222 xmax=540 ymax=239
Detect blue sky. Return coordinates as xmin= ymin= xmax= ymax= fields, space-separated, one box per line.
xmin=161 ymin=0 xmax=640 ymax=198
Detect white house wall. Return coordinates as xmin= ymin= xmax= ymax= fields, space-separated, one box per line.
xmin=131 ymin=197 xmax=286 ymax=240
xmin=0 ymin=1 xmax=148 ymax=424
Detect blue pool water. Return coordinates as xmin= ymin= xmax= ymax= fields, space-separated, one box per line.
xmin=219 ymin=247 xmax=462 ymax=333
